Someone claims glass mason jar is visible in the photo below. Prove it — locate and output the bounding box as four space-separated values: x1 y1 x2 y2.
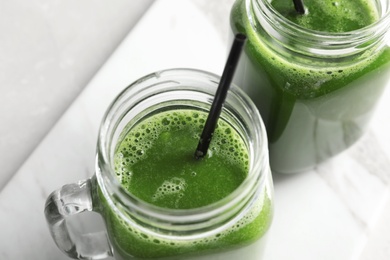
44 69 273 259
231 0 390 173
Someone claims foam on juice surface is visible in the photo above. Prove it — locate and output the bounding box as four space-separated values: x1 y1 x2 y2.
115 109 249 174
114 109 249 209
271 0 379 32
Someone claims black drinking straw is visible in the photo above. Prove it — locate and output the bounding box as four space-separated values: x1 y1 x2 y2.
293 0 306 14
194 33 247 160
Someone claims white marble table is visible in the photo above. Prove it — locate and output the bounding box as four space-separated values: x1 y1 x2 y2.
1 0 390 259
0 0 154 189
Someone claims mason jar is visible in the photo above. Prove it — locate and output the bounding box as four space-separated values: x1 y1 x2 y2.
44 68 273 259
231 0 390 173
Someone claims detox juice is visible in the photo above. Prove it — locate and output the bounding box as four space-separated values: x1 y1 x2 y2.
231 0 390 173
44 69 272 260
97 108 272 259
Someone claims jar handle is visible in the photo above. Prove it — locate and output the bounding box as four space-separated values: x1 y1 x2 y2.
44 179 112 259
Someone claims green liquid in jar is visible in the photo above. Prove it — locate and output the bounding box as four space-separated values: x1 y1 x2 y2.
231 0 390 173
98 109 272 259
272 0 378 32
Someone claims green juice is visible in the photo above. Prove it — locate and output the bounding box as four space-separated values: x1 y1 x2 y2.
231 0 390 173
272 0 378 32
98 109 272 259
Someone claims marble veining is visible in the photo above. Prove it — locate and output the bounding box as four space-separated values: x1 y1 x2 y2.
317 132 390 227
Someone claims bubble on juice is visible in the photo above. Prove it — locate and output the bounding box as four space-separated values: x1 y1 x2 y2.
152 177 186 202
209 123 249 172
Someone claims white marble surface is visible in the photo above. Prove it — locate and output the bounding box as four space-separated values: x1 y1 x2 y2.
0 0 154 189
1 0 390 259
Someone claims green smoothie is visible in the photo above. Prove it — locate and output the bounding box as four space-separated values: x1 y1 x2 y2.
272 0 378 32
231 0 390 173
99 109 272 259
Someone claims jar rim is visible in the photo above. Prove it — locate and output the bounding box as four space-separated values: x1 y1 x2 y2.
96 68 269 230
256 0 390 38
248 0 390 57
